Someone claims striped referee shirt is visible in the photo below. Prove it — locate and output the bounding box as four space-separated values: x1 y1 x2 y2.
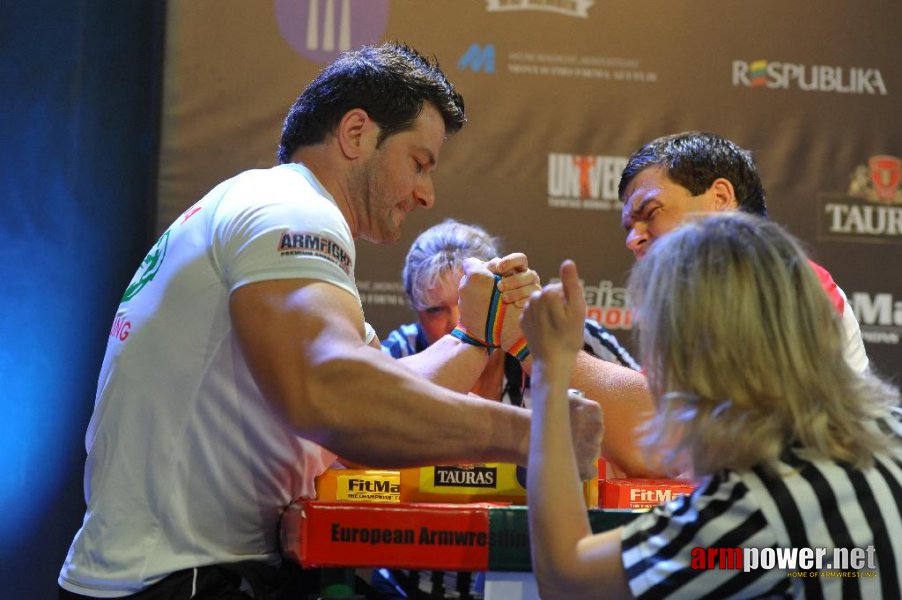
621 415 902 598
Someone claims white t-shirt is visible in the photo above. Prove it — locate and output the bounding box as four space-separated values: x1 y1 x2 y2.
60 163 373 597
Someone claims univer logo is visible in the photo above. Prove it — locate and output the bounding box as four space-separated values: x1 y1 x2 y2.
547 153 627 211
458 43 495 73
817 155 902 244
485 0 594 18
850 292 902 345
278 231 353 274
732 60 888 96
433 466 497 488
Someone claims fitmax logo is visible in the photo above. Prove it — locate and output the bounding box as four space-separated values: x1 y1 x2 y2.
459 44 495 73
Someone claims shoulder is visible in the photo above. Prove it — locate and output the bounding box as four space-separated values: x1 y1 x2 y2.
621 472 783 598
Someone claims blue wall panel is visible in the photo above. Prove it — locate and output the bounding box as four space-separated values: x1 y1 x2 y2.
0 2 162 596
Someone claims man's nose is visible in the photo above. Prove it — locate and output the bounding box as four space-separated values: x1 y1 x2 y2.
625 226 649 257
414 177 435 209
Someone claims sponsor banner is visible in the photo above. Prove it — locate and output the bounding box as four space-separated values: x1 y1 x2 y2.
851 291 902 345
818 155 902 244
315 469 402 503
547 154 628 211
732 60 888 95
400 463 528 504
274 0 389 63
509 52 656 82
357 280 408 307
601 478 696 511
295 501 491 570
549 277 635 330
485 0 595 18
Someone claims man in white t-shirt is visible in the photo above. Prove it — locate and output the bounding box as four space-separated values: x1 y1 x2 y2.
58 42 603 599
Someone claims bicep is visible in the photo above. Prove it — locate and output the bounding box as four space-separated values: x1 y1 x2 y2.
229 278 368 410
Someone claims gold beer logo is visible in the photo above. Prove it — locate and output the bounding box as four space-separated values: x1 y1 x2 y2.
819 155 902 243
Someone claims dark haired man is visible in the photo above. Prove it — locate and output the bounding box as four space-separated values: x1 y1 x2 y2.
619 131 867 371
58 43 602 599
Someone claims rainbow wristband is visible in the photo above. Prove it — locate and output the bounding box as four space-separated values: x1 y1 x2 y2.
451 325 494 352
484 275 505 347
507 336 530 361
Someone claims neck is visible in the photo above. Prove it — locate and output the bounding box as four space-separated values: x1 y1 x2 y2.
290 145 359 238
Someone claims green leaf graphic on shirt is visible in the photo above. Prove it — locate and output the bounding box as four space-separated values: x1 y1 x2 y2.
122 230 171 302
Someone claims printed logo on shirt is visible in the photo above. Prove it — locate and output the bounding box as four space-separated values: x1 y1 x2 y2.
817 155 902 244
109 310 132 342
277 230 353 275
122 230 171 302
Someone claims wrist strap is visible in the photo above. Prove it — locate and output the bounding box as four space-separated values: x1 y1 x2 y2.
507 336 530 361
485 274 505 346
451 325 495 352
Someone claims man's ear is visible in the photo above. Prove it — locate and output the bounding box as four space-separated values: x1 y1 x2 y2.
709 177 738 211
336 108 379 160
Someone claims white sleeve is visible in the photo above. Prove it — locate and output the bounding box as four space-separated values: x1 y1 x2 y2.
210 175 359 301
839 288 870 373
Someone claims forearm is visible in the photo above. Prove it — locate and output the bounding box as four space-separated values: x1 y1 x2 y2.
297 344 530 467
570 352 662 477
528 362 596 597
396 334 490 392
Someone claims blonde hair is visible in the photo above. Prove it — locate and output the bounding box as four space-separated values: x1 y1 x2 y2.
402 219 500 311
627 212 901 475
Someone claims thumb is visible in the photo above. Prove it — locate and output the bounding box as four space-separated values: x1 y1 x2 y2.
560 259 585 312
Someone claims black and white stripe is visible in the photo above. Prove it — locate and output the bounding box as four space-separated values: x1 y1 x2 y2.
621 426 902 598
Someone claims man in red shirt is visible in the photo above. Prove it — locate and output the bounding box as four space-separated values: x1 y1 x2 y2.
618 131 868 372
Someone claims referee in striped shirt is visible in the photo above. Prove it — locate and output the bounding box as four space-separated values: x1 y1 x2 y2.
523 213 902 599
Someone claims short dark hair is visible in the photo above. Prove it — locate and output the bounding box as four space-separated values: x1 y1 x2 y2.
618 132 767 217
277 42 466 164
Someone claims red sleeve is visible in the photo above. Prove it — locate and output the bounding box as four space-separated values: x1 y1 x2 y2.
807 259 845 314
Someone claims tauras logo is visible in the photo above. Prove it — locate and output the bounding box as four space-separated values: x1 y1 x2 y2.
433 466 497 488
732 60 887 96
818 155 902 244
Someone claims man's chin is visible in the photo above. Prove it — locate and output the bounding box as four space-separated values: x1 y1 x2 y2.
361 226 402 244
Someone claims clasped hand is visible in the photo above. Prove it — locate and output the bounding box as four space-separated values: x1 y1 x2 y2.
457 252 540 352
